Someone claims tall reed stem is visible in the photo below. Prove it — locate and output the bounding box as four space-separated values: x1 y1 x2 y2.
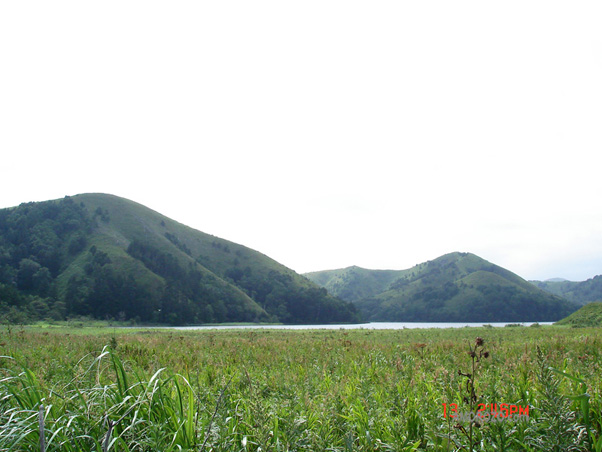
39 404 45 452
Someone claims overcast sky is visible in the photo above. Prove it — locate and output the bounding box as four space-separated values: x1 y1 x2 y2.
1 1 601 282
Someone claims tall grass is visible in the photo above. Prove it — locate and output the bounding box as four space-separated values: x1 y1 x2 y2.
0 326 600 450
0 347 206 451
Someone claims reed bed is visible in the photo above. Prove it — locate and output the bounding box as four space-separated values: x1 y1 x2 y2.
0 326 600 451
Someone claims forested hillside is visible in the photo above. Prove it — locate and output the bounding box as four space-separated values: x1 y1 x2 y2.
0 194 359 325
533 276 602 306
307 253 577 322
305 266 405 302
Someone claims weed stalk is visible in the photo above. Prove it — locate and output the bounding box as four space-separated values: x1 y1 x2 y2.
457 337 489 451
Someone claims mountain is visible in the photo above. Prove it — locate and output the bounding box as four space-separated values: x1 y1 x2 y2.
306 252 577 322
532 276 602 306
0 194 359 325
304 266 406 302
555 302 602 327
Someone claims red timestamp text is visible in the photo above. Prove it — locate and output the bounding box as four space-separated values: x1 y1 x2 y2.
443 403 529 418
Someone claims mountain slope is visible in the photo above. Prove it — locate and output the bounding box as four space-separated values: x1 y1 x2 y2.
304 266 406 302
307 252 577 322
532 276 602 306
0 193 359 324
555 302 602 327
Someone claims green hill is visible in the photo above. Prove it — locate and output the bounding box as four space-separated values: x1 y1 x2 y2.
555 302 602 327
532 276 602 306
304 266 406 302
306 252 577 322
0 194 359 325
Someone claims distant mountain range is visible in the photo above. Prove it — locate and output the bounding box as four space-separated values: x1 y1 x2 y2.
305 252 578 322
0 194 596 325
0 194 359 324
530 276 602 306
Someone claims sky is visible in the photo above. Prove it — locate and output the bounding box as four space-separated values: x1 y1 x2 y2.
1 1 601 282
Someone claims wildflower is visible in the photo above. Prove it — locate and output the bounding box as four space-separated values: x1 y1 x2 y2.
475 337 484 347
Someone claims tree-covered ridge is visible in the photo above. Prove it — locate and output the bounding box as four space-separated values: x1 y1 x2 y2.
307 252 578 322
533 276 602 306
0 197 92 322
305 266 406 302
0 194 359 325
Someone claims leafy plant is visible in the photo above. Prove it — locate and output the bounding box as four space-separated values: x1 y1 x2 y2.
522 347 589 451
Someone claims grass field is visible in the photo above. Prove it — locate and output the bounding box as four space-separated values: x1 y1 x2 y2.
0 325 600 451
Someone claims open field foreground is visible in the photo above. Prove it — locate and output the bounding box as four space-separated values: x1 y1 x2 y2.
1 326 601 451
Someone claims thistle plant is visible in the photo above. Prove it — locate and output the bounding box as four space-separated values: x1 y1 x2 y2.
456 337 489 451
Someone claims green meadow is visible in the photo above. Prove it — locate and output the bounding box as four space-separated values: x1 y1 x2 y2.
0 325 600 451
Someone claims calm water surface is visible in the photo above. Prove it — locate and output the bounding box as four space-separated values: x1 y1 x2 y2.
167 322 553 331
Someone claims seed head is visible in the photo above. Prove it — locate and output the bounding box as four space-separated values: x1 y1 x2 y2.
475 337 484 347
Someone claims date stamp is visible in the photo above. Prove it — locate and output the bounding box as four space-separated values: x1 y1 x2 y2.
443 403 530 422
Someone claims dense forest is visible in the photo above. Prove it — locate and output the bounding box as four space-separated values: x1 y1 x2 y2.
0 194 359 325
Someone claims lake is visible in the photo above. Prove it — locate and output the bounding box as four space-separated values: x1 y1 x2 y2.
166 321 553 330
